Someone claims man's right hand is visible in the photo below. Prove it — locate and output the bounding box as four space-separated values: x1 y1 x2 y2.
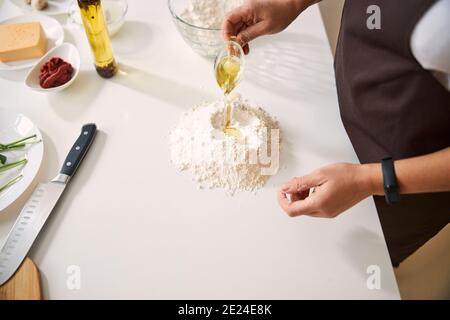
222 0 318 54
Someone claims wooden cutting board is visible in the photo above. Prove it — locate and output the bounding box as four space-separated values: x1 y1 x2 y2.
0 257 42 300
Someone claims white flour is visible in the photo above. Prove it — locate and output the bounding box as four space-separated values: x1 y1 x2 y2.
177 0 243 57
170 95 281 194
181 0 243 29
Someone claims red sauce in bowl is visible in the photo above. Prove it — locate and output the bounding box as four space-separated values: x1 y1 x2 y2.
39 57 74 89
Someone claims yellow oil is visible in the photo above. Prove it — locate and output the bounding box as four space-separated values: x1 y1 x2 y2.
215 55 241 95
78 0 117 78
215 55 242 138
223 104 241 138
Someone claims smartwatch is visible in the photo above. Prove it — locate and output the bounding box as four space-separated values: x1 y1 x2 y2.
381 157 401 205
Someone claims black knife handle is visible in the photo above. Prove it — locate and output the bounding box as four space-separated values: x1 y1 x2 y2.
60 124 97 177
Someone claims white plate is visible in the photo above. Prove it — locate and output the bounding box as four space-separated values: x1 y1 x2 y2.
9 0 72 16
0 14 64 71
0 109 44 212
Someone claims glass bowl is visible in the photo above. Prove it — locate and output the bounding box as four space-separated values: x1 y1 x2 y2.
168 0 236 59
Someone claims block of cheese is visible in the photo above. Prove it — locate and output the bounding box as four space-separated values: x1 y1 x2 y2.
0 22 47 63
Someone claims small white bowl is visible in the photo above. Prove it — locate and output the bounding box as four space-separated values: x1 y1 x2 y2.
25 43 80 93
105 0 128 36
67 0 128 36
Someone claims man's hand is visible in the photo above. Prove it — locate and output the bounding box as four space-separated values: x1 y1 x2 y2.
277 163 381 218
222 0 317 54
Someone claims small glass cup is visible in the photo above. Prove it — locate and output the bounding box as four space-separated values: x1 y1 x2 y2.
214 38 245 94
214 39 245 138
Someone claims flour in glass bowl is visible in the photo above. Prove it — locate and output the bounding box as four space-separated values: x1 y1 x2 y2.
180 0 243 29
176 0 244 57
170 95 281 195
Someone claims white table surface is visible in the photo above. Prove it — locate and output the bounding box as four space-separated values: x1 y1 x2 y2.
0 0 400 299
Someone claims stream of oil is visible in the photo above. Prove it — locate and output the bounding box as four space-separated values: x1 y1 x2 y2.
215 55 242 138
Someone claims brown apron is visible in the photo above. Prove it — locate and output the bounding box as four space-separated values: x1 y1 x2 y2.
335 0 450 266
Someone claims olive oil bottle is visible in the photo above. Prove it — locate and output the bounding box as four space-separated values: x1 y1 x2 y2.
78 0 117 78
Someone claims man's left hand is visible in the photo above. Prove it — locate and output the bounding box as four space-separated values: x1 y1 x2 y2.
277 163 381 218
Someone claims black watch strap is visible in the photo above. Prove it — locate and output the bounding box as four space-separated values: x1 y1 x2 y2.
381 157 401 205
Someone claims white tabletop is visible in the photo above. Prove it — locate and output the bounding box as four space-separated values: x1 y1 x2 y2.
0 0 400 299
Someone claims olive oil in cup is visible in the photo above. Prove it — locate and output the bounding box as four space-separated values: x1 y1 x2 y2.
78 0 117 78
214 40 245 138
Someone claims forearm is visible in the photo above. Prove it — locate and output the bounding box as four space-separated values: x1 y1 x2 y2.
363 147 450 196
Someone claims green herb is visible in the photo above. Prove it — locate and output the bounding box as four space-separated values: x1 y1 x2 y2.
0 134 40 194
1 142 41 151
0 175 23 193
0 158 28 173
0 134 41 151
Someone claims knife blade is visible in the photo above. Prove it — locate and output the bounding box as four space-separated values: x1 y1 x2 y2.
0 123 97 286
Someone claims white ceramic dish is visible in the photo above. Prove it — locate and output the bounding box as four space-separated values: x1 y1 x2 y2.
25 42 80 93
67 0 128 36
9 0 72 16
0 14 64 71
0 109 44 212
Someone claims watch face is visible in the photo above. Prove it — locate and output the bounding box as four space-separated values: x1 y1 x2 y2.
385 188 401 204
381 157 400 204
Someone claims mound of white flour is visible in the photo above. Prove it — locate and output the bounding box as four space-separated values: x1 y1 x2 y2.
170 96 281 194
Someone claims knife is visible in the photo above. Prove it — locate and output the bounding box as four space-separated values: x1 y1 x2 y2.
0 123 97 286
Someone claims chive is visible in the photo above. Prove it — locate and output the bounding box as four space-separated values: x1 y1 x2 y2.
0 175 23 193
0 134 38 150
2 139 42 151
2 144 26 151
0 154 5 165
0 158 28 173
